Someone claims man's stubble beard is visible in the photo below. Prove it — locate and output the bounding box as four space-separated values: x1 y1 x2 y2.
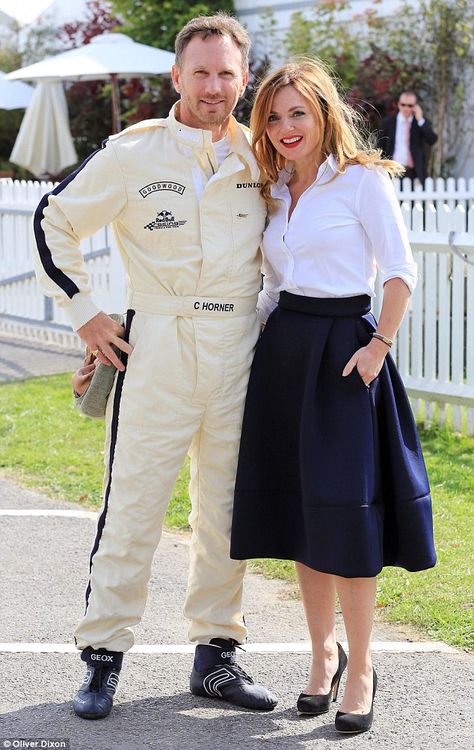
181 91 238 129
200 110 231 126
196 101 235 127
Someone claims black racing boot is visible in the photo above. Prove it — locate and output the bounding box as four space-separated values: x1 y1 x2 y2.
73 647 123 719
190 638 277 711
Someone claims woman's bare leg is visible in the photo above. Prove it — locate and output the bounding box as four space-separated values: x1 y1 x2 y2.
295 563 339 694
335 576 377 713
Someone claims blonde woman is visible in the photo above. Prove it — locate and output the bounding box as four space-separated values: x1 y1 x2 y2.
231 60 436 733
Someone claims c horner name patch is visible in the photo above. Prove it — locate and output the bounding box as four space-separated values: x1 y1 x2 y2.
193 301 235 312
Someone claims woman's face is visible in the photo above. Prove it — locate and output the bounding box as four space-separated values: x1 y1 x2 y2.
265 85 321 166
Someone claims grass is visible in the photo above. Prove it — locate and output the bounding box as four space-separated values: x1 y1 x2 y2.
0 373 191 525
0 374 472 649
375 426 474 648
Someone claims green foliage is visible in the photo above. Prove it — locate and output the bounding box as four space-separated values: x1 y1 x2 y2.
112 0 234 52
0 40 22 73
0 109 23 175
0 375 107 508
284 2 363 91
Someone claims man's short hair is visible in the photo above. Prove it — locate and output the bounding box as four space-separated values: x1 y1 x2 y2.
398 90 417 101
175 12 251 71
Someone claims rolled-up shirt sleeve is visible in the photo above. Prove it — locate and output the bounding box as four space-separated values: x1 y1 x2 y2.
356 166 417 293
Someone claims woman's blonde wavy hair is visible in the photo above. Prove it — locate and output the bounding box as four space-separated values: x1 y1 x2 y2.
250 58 403 208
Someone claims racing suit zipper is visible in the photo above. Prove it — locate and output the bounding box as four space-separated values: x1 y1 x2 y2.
207 152 216 175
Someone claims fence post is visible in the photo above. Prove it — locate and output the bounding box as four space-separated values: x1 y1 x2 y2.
467 203 474 435
424 249 437 427
451 207 467 432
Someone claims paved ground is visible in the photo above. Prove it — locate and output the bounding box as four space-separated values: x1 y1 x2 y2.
0 336 82 382
1 335 473 750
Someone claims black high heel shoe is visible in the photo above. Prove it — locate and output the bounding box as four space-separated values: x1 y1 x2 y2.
335 668 377 734
297 642 348 716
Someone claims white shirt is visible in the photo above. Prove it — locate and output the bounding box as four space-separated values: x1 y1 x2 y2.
393 112 426 166
257 156 417 323
213 133 231 167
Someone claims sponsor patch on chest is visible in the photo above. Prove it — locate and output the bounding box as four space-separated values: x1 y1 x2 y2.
139 181 186 198
144 209 187 231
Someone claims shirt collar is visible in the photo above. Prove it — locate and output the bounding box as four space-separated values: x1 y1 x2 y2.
397 111 413 125
271 154 338 198
167 102 260 180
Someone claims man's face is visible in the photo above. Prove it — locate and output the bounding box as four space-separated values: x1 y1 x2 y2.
171 34 248 132
398 94 417 118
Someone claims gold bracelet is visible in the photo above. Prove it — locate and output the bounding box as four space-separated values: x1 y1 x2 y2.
371 332 393 348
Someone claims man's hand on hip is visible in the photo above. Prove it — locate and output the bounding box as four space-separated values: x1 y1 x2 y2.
77 312 133 371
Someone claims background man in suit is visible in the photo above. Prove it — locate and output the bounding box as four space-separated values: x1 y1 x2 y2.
377 91 438 183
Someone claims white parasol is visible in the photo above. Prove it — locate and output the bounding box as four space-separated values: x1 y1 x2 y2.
6 32 175 132
10 82 77 177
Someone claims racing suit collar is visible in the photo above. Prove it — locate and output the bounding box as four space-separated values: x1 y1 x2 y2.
168 102 260 181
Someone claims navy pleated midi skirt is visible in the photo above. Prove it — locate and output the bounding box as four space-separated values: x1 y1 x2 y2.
230 292 436 578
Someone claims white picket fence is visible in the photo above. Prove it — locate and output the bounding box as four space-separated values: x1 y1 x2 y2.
0 175 473 435
377 177 474 435
0 178 125 349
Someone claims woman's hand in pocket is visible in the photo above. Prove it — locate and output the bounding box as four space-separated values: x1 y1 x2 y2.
342 338 389 387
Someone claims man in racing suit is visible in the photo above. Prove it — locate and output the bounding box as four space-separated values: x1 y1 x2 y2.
33 13 276 719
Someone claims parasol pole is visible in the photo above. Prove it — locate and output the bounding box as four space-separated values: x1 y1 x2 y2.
110 73 121 133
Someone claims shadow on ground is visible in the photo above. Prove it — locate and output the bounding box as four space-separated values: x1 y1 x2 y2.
1 693 348 750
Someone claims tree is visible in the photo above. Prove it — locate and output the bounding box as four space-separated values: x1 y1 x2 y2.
111 0 234 51
282 1 364 91
0 26 22 73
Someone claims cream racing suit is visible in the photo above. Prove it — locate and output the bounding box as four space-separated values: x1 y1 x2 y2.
33 103 266 651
